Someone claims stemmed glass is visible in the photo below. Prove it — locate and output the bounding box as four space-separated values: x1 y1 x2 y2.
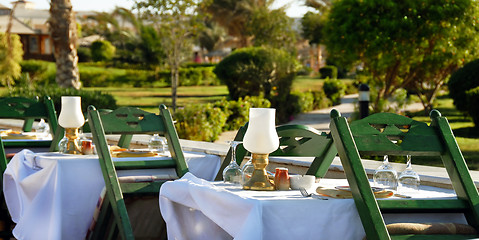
149 134 168 154
223 141 243 185
373 155 398 191
241 155 254 185
398 155 420 194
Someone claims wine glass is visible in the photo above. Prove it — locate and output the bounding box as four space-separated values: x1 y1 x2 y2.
36 119 50 139
241 155 254 185
373 155 398 191
398 155 420 194
223 141 243 185
149 134 168 154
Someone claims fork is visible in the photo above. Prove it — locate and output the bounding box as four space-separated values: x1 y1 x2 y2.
299 187 328 200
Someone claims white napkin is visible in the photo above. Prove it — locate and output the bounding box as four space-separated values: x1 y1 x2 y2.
160 173 261 239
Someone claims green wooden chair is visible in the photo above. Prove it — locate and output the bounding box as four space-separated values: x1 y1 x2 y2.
87 105 188 240
329 109 479 240
0 96 58 240
214 124 337 181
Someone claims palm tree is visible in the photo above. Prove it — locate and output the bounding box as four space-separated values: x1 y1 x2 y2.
49 0 80 89
203 0 272 48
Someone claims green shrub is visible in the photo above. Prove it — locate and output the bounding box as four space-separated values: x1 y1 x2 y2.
77 47 92 62
19 60 56 85
90 40 116 62
448 59 479 112
466 87 479 127
319 65 338 79
213 96 271 131
323 78 346 105
174 103 227 142
214 47 299 100
312 90 331 109
6 85 117 114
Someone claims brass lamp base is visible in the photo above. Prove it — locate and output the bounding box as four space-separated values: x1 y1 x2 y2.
243 153 275 191
65 128 81 154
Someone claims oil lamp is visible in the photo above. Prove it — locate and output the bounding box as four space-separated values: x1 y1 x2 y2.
58 96 84 154
242 108 279 191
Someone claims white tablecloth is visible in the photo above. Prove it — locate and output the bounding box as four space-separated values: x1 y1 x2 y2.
3 149 221 240
160 173 467 240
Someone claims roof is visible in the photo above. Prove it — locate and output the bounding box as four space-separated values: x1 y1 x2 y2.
0 15 35 34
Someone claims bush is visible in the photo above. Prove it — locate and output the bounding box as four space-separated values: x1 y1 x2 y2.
213 96 271 131
466 87 479 127
90 40 116 62
319 65 338 79
214 47 299 100
448 59 479 112
19 60 56 85
6 85 117 114
323 78 346 105
77 47 92 62
271 90 331 123
174 103 227 142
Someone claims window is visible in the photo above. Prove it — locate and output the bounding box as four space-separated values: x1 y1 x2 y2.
29 36 39 53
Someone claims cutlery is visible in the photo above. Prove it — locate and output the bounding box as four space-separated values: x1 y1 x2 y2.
299 187 328 200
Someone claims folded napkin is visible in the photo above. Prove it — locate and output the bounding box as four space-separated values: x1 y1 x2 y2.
316 186 394 199
2 133 37 140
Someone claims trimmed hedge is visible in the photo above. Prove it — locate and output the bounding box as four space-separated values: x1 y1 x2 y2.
448 59 479 112
214 47 299 100
6 85 117 114
323 78 346 105
466 86 479 127
18 60 220 87
319 65 338 79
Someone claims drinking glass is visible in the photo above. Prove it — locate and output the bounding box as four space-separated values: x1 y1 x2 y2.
241 156 254 185
373 155 398 190
36 119 50 139
398 155 420 194
148 134 167 154
223 141 243 185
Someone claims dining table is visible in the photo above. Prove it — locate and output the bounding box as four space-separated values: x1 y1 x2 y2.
159 173 468 240
3 149 221 240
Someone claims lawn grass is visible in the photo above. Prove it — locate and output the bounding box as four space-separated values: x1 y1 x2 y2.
85 75 330 111
407 95 479 170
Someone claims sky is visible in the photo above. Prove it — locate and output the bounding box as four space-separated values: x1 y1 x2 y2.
7 0 314 18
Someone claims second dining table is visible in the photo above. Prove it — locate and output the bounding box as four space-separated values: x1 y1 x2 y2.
3 149 221 240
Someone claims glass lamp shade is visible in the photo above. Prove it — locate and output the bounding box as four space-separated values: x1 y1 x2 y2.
58 96 85 128
243 108 279 154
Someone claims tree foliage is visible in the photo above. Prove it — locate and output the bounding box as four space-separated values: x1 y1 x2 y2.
247 7 296 51
301 11 325 45
323 0 479 113
202 0 295 49
0 33 22 86
135 0 204 110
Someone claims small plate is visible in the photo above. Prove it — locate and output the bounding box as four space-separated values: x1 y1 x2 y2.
335 186 385 193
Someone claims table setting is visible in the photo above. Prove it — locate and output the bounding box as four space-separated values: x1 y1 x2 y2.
160 107 469 240
2 96 222 240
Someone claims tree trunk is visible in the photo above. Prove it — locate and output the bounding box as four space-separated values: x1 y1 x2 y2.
49 0 80 89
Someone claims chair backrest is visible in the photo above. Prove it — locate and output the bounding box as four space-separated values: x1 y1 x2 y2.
0 96 58 133
87 104 188 240
329 109 479 240
214 123 337 181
